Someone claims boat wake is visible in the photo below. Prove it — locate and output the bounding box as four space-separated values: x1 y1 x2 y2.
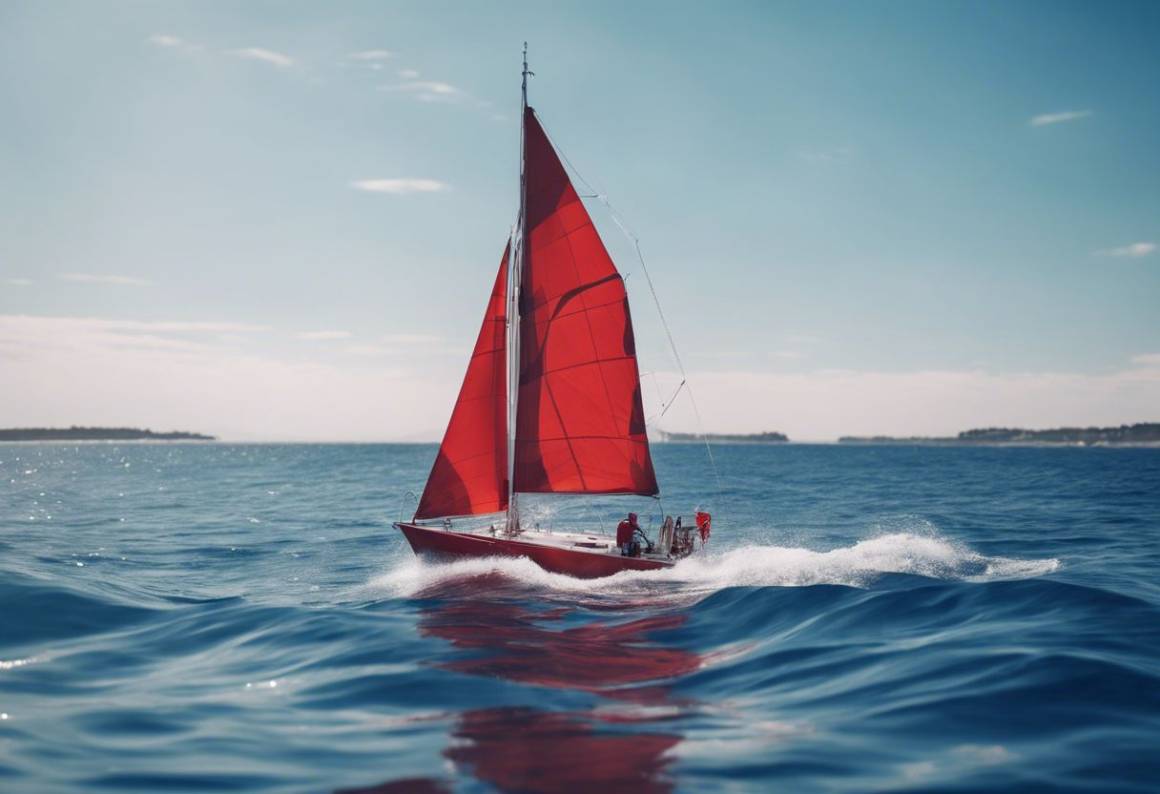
368 531 1060 600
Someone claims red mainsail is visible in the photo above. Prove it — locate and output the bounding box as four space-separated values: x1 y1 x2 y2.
415 245 510 519
513 107 658 495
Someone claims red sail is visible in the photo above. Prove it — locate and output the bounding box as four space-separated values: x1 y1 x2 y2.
513 108 658 495
415 245 510 519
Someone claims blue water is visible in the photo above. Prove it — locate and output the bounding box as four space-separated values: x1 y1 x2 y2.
2 443 1159 792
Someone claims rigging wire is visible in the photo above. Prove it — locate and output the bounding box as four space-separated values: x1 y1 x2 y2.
640 370 684 426
533 113 725 503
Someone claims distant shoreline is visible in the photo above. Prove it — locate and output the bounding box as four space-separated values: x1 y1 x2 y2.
0 426 215 442
3 425 1158 446
838 423 1160 447
833 440 1160 448
658 423 1160 447
660 431 788 444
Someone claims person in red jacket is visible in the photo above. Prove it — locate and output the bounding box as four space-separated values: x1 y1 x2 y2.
616 512 641 556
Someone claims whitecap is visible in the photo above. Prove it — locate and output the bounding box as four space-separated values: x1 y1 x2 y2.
365 531 1059 599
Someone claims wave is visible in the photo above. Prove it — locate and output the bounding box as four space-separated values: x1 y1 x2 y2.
367 532 1060 600
0 574 160 651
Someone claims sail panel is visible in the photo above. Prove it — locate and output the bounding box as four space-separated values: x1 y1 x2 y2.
513 107 658 496
415 245 510 519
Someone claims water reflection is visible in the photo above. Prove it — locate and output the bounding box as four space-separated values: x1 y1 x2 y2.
420 598 700 694
348 574 700 793
445 707 680 793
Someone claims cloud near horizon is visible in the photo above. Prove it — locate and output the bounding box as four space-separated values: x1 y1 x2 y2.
296 330 352 341
58 273 151 286
350 178 447 194
1 315 1157 442
658 360 1160 441
381 333 441 344
1029 110 1092 126
0 316 269 363
0 315 433 442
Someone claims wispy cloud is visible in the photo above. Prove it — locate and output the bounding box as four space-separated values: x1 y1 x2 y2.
349 178 447 194
380 79 463 103
296 330 352 341
230 47 294 68
378 72 499 117
1029 110 1092 127
381 333 441 344
147 34 183 48
145 33 202 55
343 337 463 358
1132 353 1160 367
0 314 437 442
348 49 392 61
58 273 151 286
0 316 267 359
689 351 750 359
5 278 33 286
344 344 393 357
1095 241 1156 258
114 320 268 333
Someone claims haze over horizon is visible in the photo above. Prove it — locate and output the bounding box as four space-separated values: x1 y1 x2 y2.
2 1 1158 442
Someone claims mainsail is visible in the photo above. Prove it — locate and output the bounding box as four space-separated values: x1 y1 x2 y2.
414 245 510 519
512 107 659 496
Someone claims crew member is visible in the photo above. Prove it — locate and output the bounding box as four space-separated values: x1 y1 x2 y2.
616 512 640 556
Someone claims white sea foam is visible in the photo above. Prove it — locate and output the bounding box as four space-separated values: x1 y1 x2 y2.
367 532 1059 600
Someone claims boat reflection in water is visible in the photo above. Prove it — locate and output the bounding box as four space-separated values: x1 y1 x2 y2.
442 707 681 794
341 574 701 794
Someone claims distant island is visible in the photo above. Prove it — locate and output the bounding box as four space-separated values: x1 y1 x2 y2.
0 426 215 442
660 430 789 443
838 423 1160 446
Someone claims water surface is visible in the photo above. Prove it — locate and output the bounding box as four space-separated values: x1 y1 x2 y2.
2 443 1158 792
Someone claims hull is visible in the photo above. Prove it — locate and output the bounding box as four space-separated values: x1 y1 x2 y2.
394 522 672 579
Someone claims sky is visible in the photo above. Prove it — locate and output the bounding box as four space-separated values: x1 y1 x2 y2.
1 0 1158 441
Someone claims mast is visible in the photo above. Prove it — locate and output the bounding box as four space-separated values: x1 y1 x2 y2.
507 43 530 533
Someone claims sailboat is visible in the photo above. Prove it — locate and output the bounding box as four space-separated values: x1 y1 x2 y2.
394 47 711 579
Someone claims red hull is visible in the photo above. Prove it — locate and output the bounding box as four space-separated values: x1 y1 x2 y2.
394 522 671 579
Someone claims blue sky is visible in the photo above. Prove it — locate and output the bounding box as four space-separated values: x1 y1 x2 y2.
1 1 1157 440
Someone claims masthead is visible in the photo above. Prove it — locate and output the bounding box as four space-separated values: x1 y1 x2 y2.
521 42 533 107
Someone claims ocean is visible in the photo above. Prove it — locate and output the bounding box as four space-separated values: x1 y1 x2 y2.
2 442 1159 792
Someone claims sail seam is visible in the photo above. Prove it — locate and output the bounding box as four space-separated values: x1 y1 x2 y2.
515 434 653 443
523 293 626 321
513 487 658 496
524 354 636 380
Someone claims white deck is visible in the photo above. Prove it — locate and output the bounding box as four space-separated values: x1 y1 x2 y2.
426 523 675 563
